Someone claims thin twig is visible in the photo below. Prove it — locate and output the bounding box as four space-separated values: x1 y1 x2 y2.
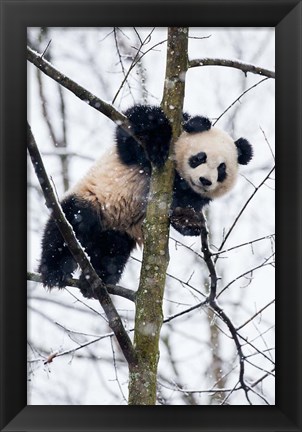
213 78 269 126
215 166 275 260
110 338 127 403
260 126 275 162
40 39 52 58
217 257 274 298
236 299 275 331
112 28 155 104
211 234 275 257
112 27 135 104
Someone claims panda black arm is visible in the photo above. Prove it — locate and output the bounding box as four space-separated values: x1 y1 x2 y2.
116 105 172 168
170 172 211 236
172 172 210 211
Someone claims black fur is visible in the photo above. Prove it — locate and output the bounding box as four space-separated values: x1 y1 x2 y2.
170 172 210 236
235 138 253 165
170 207 205 237
189 151 207 168
39 195 135 295
172 172 210 211
217 162 227 182
116 105 172 168
183 115 212 133
170 172 211 236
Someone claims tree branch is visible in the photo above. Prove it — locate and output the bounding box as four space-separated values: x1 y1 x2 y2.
27 271 135 302
200 212 252 405
189 58 275 79
128 27 189 406
27 123 137 366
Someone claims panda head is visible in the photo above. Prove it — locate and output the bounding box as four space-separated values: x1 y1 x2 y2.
174 116 253 199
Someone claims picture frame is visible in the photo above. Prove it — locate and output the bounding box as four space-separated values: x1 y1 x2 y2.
1 0 301 430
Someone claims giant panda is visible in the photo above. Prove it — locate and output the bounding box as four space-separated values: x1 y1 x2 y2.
38 104 253 297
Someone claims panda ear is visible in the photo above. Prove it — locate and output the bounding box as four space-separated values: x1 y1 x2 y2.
183 116 212 134
235 138 253 165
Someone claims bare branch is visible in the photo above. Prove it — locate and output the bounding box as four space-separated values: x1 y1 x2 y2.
159 380 242 395
27 46 130 129
250 367 275 389
27 271 135 302
260 126 275 161
236 299 275 331
163 300 207 324
189 58 275 79
112 27 135 104
211 234 275 257
112 28 155 104
200 214 218 302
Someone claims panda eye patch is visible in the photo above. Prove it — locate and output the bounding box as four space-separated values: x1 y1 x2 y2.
217 162 227 182
189 152 207 168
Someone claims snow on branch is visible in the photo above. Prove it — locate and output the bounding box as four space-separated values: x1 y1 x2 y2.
189 58 275 79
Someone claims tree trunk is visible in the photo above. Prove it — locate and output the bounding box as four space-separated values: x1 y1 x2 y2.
128 27 188 405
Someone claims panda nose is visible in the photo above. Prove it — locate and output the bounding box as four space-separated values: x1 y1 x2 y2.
199 177 212 186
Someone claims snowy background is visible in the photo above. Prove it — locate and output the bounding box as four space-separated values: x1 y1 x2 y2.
27 27 275 405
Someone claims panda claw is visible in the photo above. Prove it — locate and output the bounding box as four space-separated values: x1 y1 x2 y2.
39 270 71 289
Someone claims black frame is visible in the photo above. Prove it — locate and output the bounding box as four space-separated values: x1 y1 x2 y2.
1 0 301 430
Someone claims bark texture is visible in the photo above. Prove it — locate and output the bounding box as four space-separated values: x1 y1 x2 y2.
128 27 188 405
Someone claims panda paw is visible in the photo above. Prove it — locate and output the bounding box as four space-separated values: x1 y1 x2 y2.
39 269 72 289
170 207 204 236
145 141 170 168
125 105 172 168
79 273 98 299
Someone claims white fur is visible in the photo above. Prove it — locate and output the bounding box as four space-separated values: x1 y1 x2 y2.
174 127 239 199
67 151 150 245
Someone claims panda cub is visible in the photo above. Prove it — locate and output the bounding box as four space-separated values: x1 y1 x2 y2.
39 104 253 296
